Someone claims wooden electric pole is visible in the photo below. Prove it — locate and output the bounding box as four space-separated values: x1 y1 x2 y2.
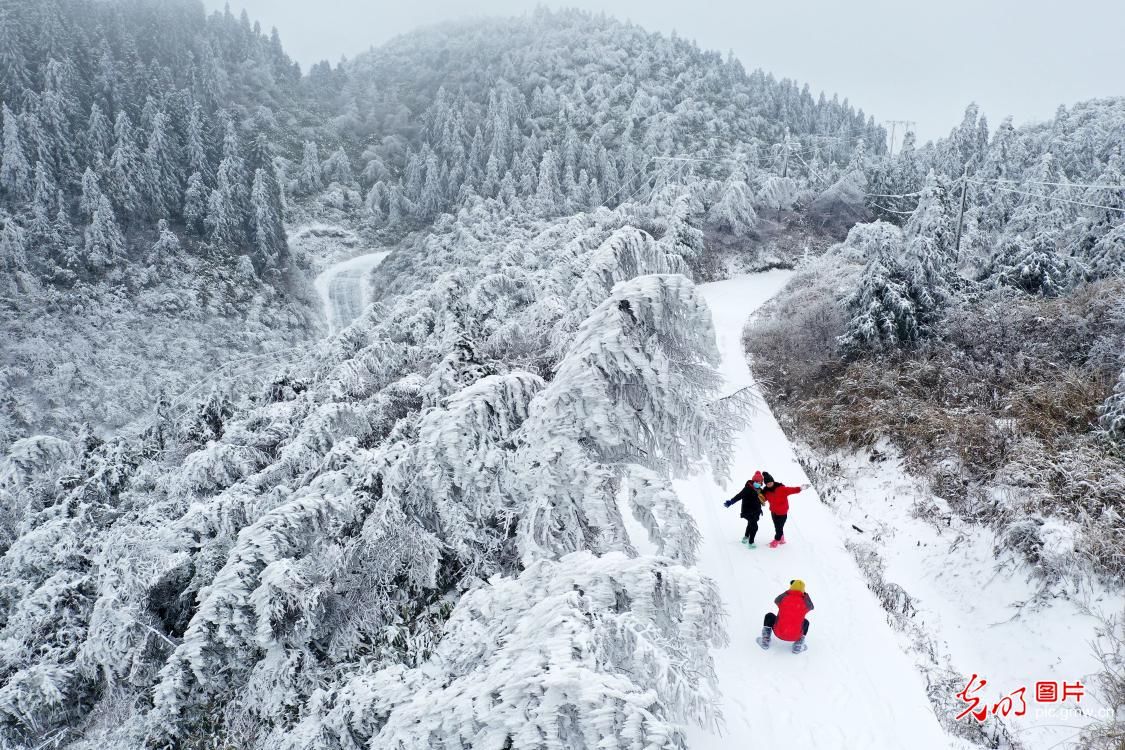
780 128 792 178
884 120 916 157
953 166 969 257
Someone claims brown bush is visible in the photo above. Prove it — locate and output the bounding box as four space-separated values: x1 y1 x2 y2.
747 271 1125 585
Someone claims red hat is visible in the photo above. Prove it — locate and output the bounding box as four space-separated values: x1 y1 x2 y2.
752 471 763 482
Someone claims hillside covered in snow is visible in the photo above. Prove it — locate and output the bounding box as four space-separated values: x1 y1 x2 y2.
0 2 1123 749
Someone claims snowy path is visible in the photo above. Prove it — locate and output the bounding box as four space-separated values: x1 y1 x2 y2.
678 272 959 749
313 251 391 334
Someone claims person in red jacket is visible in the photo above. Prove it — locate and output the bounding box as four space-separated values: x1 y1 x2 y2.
757 579 814 654
760 471 809 548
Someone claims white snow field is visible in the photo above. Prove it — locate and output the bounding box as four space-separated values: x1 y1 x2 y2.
674 271 964 750
313 250 391 333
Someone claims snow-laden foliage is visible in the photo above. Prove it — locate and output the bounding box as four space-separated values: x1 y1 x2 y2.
517 274 734 564
0 0 319 446
837 254 939 356
1101 367 1125 442
707 170 758 237
344 9 883 233
284 552 725 750
3 1 884 447
625 466 702 564
752 99 1125 592
866 99 1125 294
0 192 739 748
988 234 1074 297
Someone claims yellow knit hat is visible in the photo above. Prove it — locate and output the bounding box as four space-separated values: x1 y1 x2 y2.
789 579 806 593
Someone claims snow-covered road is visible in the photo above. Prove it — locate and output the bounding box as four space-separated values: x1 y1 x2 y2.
678 272 961 749
313 251 391 334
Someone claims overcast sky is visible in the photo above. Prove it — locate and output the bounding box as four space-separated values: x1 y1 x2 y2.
208 0 1123 146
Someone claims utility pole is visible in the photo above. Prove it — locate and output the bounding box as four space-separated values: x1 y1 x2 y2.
884 120 916 157
953 166 969 258
781 127 791 178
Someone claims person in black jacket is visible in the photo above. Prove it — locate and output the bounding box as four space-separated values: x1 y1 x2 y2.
723 470 766 547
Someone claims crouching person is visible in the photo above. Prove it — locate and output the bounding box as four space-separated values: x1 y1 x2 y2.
757 579 813 654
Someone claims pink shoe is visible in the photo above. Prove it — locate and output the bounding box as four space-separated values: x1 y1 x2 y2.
768 539 780 549
779 536 787 545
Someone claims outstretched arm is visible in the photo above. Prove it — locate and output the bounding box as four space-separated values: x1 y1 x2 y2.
724 486 752 507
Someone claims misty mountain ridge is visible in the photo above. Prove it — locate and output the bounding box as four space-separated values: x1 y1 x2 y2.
0 2 1122 749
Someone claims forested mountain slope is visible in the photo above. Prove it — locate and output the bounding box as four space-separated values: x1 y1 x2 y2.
0 0 321 447
5 2 1122 748
1 3 883 449
752 98 1125 582
0 5 888 749
748 99 1125 747
309 9 884 238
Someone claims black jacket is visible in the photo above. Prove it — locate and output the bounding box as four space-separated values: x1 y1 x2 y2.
727 482 764 519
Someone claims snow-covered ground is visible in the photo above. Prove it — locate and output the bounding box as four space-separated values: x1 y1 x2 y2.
812 446 1118 749
665 272 968 749
313 250 391 334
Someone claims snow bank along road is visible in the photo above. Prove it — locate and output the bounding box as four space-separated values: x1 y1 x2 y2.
313 251 391 334
677 272 963 749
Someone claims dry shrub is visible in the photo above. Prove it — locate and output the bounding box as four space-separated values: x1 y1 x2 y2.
1006 366 1115 440
748 267 1125 584
745 252 858 398
1081 618 1125 750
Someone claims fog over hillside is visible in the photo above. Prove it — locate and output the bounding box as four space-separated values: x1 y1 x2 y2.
0 2 1122 749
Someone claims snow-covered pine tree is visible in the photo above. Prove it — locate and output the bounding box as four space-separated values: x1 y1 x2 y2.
206 180 242 251
838 249 940 356
1078 146 1125 279
297 140 322 195
533 148 562 215
0 103 31 201
756 172 798 216
517 273 735 562
149 219 181 267
0 221 31 295
554 226 690 350
323 147 353 185
0 7 30 105
292 552 725 750
902 169 955 283
85 103 113 164
987 233 1072 297
250 167 287 274
83 194 127 273
1006 152 1070 243
183 171 208 236
79 167 103 221
143 111 181 220
109 111 145 223
186 103 212 181
708 167 758 237
29 161 61 258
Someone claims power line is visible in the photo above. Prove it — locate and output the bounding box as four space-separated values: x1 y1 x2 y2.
863 189 924 199
883 120 916 157
971 175 1125 192
790 150 829 187
966 178 1125 214
870 202 917 216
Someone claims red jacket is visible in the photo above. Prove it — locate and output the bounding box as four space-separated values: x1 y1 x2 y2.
763 484 801 515
773 590 814 641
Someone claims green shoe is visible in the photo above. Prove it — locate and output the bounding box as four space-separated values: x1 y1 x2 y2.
746 543 757 549
740 537 749 545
